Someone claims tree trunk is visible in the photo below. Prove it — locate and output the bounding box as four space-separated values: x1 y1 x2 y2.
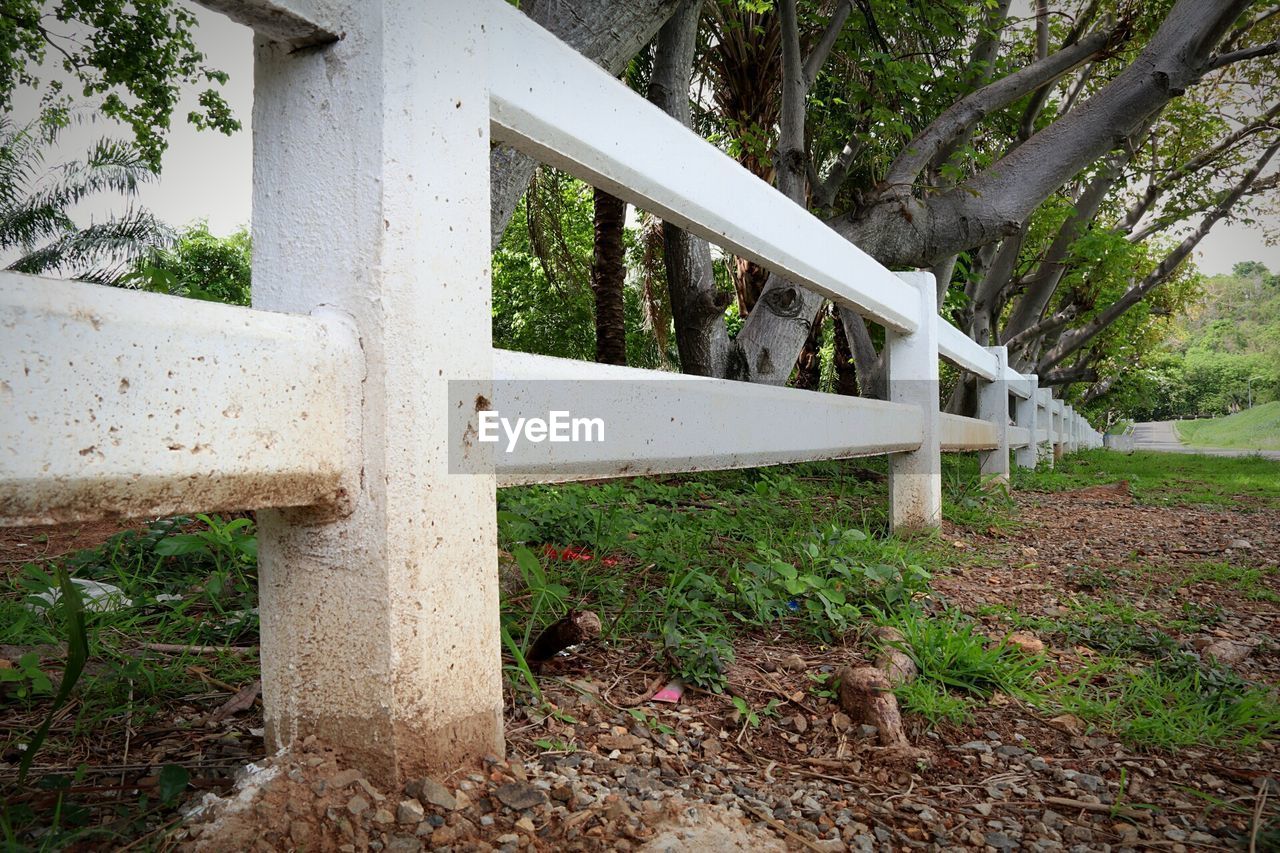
793 305 826 391
591 187 628 366
646 0 731 376
832 312 859 396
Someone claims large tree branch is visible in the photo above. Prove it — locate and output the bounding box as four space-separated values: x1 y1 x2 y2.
885 27 1113 189
1001 148 1130 345
1039 135 1280 372
802 1 853 89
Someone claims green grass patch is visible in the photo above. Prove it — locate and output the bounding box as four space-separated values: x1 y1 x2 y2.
1175 401 1280 450
1053 659 1280 751
1013 449 1280 507
1176 560 1280 603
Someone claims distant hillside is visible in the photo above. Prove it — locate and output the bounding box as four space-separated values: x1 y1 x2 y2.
1176 401 1280 450
1131 261 1280 420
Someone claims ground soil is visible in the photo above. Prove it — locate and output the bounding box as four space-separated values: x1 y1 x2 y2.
4 486 1278 851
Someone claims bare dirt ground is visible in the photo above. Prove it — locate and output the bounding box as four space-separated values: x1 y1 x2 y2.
175 487 1280 852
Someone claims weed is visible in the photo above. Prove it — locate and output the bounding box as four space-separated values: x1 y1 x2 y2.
1053 660 1280 751
1178 561 1279 603
894 679 974 727
879 608 1045 700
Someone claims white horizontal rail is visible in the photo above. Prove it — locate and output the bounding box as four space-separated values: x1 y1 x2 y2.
489 351 923 485
940 413 998 452
486 2 918 334
1001 365 1033 399
937 321 999 380
1009 426 1031 448
190 0 339 47
0 274 360 526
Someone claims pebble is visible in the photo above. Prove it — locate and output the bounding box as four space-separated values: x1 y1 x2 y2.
395 799 424 824
494 782 548 810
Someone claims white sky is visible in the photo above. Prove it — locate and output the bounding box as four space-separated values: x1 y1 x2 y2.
12 1 1279 277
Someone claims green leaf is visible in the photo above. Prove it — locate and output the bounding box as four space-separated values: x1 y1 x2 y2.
157 764 190 805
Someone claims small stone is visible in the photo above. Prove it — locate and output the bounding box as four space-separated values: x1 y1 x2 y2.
515 816 536 832
1048 714 1086 736
396 799 425 824
347 795 370 816
974 803 993 816
1227 538 1252 550
373 808 395 825
551 783 574 802
831 712 852 733
1204 640 1254 665
1164 828 1188 842
781 654 806 672
494 833 518 845
793 714 809 734
406 777 457 811
959 741 992 753
494 781 548 810
986 830 1017 852
330 768 364 789
858 724 879 739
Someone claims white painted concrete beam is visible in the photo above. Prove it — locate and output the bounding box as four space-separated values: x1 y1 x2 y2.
488 351 922 485
937 321 999 381
940 414 999 452
191 0 340 48
486 2 918 334
0 273 359 527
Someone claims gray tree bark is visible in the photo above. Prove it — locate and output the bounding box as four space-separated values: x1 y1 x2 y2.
645 0 731 377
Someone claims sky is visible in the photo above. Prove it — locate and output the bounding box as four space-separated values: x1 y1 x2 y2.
13 1 1280 277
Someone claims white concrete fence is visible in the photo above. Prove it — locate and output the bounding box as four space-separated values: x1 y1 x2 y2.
0 0 1104 783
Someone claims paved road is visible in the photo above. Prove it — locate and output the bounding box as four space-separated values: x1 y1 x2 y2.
1131 421 1280 459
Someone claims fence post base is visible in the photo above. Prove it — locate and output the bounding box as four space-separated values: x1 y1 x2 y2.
250 0 502 785
887 272 941 532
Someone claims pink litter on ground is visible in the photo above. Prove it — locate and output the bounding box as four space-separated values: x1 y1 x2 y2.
652 680 685 703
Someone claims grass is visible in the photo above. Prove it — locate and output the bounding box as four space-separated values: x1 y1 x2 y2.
1176 560 1280 603
1013 448 1280 507
4 450 1278 845
1175 401 1280 451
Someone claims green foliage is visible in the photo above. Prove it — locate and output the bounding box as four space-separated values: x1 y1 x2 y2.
496 459 941 691
0 1 239 170
127 222 252 305
1 118 168 282
492 168 671 366
1175 401 1280 451
1103 265 1280 421
1054 660 1280 751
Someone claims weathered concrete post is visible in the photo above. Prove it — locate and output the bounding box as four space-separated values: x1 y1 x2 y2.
1052 400 1066 461
1015 376 1038 469
978 346 1011 484
250 0 502 783
887 272 941 532
1036 389 1054 468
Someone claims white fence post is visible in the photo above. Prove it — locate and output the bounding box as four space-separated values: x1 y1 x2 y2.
1015 375 1039 469
978 346 1011 484
250 0 501 783
887 272 941 531
1035 389 1053 468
